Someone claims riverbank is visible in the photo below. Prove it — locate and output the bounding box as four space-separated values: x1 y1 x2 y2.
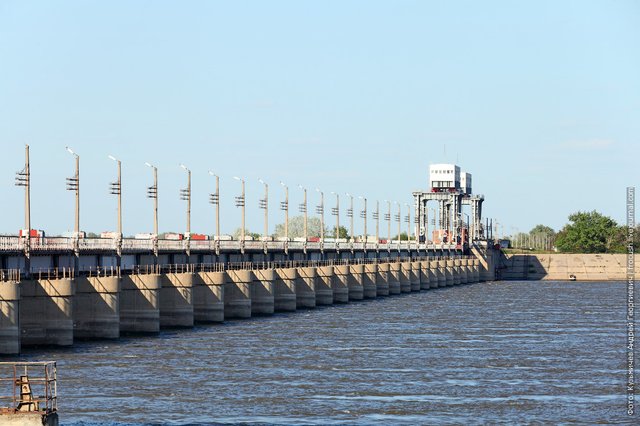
498 253 638 281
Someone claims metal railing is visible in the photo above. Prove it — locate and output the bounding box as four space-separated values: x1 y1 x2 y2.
0 269 21 282
0 361 57 414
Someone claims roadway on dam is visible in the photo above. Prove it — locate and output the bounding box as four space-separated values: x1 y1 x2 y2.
12 280 630 425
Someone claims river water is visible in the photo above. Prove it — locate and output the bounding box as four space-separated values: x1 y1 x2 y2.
10 280 636 425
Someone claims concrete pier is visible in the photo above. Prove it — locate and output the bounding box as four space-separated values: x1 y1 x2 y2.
400 262 411 293
194 271 225 322
418 260 431 290
376 263 390 296
316 266 335 305
431 260 444 287
225 270 252 319
388 262 402 294
459 259 468 284
120 274 161 333
406 261 420 291
453 259 461 285
296 267 317 308
332 265 350 303
473 259 481 282
251 269 275 315
363 264 378 299
74 276 120 339
444 260 455 286
160 273 194 327
0 281 20 354
348 264 365 300
274 267 298 311
20 278 74 346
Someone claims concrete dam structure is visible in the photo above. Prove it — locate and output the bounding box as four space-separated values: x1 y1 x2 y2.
0 255 485 355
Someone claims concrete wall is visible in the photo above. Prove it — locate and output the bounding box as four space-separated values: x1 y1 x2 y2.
499 253 640 281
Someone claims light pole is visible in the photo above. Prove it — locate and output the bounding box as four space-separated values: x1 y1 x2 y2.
346 193 354 244
359 196 367 244
280 182 289 253
233 177 246 246
298 185 308 242
65 147 80 270
394 201 401 244
331 192 339 239
108 155 123 262
316 188 324 243
259 179 269 245
208 171 220 244
373 200 380 246
429 207 436 244
145 162 158 258
15 145 31 271
405 203 411 247
384 200 391 246
179 164 191 257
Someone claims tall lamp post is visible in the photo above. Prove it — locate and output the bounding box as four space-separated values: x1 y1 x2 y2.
394 201 401 245
346 193 354 246
316 188 324 244
405 203 411 249
259 179 269 253
145 162 158 258
298 185 308 244
359 196 367 248
384 200 391 249
65 147 80 268
331 191 339 240
208 171 220 253
373 200 380 248
280 182 289 254
179 164 191 257
234 176 246 252
108 155 123 263
15 145 31 272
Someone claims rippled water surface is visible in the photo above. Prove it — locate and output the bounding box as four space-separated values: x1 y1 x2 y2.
9 281 637 425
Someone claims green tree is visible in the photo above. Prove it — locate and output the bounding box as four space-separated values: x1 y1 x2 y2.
555 211 621 253
273 215 328 238
232 228 261 240
330 225 349 239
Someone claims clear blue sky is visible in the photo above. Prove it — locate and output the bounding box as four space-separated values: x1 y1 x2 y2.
0 0 638 237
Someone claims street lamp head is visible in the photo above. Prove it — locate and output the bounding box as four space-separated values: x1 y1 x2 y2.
144 162 155 169
280 181 286 187
108 155 117 162
233 176 242 182
298 184 305 190
358 195 365 200
179 164 189 172
65 146 77 157
258 178 265 184
316 187 321 193
345 192 351 198
208 170 218 177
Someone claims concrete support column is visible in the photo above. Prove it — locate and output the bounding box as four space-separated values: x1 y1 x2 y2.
316 266 335 305
431 260 447 288
363 264 378 299
419 259 431 290
405 261 420 291
376 263 390 296
347 264 364 300
296 267 317 308
251 269 275 315
160 273 194 327
225 270 252 319
388 262 402 294
0 282 20 354
473 259 481 282
194 271 225 322
453 259 462 285
74 276 120 339
440 259 451 286
274 268 297 311
459 259 468 284
444 259 455 286
20 278 74 346
332 264 350 303
397 262 411 293
120 274 161 333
